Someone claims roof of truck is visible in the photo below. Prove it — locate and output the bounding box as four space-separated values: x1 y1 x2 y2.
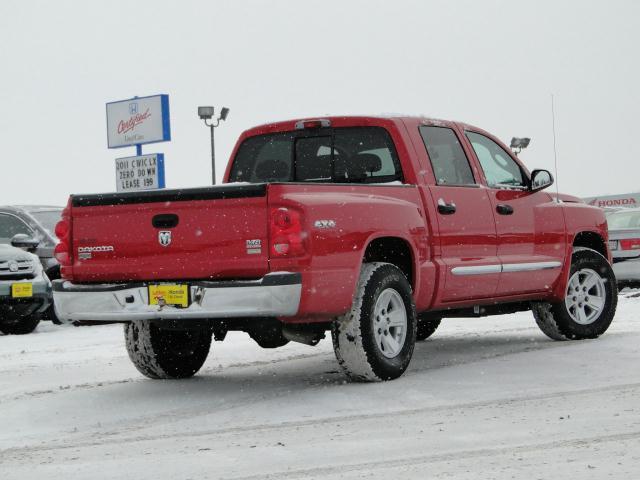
240 115 486 139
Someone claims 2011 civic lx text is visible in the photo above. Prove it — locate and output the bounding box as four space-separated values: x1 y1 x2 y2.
51 116 617 381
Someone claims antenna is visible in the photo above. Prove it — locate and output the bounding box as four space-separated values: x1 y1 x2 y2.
551 94 560 203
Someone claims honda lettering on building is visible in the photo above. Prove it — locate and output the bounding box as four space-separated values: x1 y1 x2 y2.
590 198 637 208
584 193 640 209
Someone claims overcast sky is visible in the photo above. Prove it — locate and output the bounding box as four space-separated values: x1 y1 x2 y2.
1 0 638 206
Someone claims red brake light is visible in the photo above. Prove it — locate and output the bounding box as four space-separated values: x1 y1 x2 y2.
294 119 331 130
270 207 305 257
54 202 73 267
54 242 70 265
620 238 640 250
273 209 294 229
55 219 69 239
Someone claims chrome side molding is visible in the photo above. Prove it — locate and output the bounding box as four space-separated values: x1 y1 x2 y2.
501 261 562 273
452 261 562 276
450 264 502 276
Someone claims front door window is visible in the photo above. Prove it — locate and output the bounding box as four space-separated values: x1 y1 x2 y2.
466 132 525 189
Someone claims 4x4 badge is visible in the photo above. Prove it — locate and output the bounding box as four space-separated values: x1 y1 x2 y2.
158 231 172 247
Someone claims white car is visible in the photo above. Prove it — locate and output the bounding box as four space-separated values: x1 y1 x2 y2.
607 208 640 288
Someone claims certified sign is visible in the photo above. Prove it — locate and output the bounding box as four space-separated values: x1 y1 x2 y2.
106 94 171 148
115 154 166 192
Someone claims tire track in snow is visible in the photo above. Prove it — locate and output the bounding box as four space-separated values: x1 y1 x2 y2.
0 331 586 443
3 381 640 460
20 334 561 438
225 430 640 480
0 351 330 403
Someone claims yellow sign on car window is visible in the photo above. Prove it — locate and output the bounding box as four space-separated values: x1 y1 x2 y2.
148 284 189 307
11 283 33 298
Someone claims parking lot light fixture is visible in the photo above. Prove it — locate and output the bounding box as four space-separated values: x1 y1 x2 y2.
510 137 531 156
198 106 215 120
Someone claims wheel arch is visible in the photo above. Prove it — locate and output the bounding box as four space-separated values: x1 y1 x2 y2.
552 231 609 300
572 231 608 258
361 235 417 290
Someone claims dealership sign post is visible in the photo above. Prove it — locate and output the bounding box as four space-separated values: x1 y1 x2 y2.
106 94 170 192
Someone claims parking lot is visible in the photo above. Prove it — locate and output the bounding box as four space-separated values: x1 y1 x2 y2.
1 291 639 479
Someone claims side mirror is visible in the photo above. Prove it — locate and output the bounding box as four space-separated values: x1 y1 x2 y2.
11 233 40 251
530 169 554 192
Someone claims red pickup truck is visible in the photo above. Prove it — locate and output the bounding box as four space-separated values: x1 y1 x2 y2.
52 116 617 382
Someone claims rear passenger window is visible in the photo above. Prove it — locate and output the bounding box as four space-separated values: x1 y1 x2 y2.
332 129 401 183
419 126 475 186
229 127 403 184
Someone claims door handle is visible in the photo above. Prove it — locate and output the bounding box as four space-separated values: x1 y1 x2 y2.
437 198 457 215
496 204 514 215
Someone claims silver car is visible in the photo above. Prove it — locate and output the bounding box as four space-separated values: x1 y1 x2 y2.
0 243 52 334
607 208 640 288
0 205 62 322
0 205 62 278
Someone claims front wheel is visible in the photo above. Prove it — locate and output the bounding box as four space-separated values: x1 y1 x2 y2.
332 262 417 382
532 248 617 340
124 320 212 379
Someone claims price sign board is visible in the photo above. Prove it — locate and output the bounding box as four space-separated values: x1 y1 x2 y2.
115 154 165 192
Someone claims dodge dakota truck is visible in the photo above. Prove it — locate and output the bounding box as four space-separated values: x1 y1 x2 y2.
52 116 617 382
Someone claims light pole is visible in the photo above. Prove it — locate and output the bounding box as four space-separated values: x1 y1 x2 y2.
198 106 230 184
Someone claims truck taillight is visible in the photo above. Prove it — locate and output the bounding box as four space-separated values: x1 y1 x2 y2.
620 239 640 250
54 202 73 267
270 207 305 257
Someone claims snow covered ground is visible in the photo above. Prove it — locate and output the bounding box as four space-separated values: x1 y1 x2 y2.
2 293 640 479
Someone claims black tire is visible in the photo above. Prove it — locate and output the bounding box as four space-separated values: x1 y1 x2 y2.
416 313 441 341
0 314 40 335
532 248 617 340
332 262 417 382
43 304 62 325
124 320 212 379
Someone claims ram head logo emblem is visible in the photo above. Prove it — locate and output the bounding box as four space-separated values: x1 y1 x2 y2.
158 231 172 247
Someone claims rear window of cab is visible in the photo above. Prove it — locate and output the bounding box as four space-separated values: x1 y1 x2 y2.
229 127 403 184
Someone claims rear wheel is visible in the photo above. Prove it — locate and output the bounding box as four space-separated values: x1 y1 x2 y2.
332 263 417 382
532 248 617 340
124 320 212 379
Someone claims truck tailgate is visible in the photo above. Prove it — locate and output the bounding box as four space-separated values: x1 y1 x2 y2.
69 184 269 282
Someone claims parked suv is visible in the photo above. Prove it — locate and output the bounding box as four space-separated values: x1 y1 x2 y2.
0 243 52 334
0 205 62 322
0 206 62 278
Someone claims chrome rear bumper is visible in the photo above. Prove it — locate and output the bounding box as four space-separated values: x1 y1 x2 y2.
52 272 302 323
